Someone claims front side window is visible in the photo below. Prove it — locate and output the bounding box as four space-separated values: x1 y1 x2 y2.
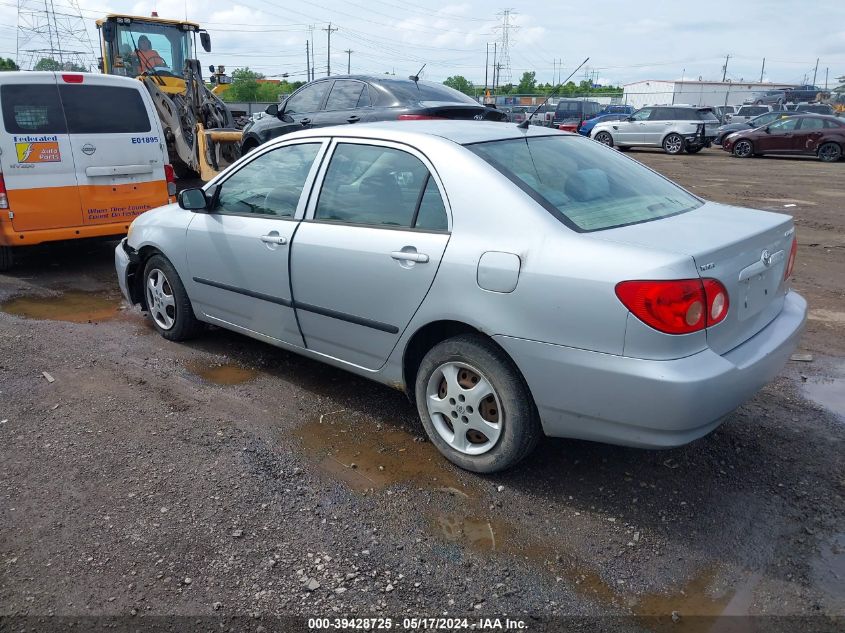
213 143 320 217
769 118 799 132
1 84 66 134
112 21 192 78
59 85 150 134
469 135 701 232
315 143 446 230
285 83 329 114
630 108 651 121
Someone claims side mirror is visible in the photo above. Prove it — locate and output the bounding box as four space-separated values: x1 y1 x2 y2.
265 103 279 116
763 126 771 133
177 188 208 211
200 32 211 53
101 21 116 44
208 64 215 74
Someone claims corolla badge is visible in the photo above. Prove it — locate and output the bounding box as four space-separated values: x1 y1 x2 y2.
81 143 96 155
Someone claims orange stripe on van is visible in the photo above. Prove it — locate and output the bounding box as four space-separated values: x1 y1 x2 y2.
6 180 168 233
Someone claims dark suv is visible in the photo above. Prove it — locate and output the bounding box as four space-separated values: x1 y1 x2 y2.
552 98 602 130
241 75 506 152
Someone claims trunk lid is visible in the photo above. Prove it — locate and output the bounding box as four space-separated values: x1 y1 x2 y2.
419 103 507 121
595 202 795 355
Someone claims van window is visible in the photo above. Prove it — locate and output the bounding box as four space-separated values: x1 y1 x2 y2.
59 85 151 134
1 84 67 134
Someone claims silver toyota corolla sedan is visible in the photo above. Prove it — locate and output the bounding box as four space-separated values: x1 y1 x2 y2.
115 121 806 473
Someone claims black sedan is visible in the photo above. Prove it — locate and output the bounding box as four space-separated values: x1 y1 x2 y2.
240 75 506 152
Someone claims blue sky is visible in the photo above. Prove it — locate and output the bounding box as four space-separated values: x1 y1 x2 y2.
2 0 843 87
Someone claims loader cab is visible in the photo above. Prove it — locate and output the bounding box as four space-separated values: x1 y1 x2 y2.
97 15 211 93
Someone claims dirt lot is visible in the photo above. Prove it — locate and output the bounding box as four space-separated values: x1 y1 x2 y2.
1 147 843 632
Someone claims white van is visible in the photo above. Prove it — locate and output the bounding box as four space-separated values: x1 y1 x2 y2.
0 71 174 270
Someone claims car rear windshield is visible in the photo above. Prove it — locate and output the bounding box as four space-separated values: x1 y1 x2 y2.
740 106 768 116
383 80 478 105
468 135 701 232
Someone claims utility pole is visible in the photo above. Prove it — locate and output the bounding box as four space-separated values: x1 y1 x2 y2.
721 54 730 82
344 49 352 74
308 25 315 80
759 57 765 82
306 40 310 82
484 43 489 92
812 57 819 86
491 42 497 93
323 23 337 76
825 67 829 90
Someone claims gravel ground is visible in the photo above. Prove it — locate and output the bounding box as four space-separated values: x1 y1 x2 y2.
0 147 843 632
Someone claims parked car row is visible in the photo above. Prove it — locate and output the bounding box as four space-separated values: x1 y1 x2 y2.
590 105 719 154
721 114 845 161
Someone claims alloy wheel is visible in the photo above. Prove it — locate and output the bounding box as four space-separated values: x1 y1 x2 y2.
425 362 503 456
818 143 842 162
734 140 753 158
146 268 177 330
663 133 683 154
595 132 612 146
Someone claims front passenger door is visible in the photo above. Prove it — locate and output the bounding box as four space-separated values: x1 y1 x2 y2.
185 140 326 345
290 141 451 370
618 107 651 144
275 81 331 137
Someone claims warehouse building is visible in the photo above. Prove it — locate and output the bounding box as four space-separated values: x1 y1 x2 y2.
622 80 795 108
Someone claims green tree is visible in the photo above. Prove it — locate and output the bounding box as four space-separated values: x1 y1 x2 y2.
0 58 18 71
443 75 473 95
221 67 265 102
33 57 86 72
515 71 536 94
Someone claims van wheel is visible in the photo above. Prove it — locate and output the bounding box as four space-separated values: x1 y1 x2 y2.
0 246 12 272
414 334 541 473
142 254 203 341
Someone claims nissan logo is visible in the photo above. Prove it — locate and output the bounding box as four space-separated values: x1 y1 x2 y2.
81 143 96 155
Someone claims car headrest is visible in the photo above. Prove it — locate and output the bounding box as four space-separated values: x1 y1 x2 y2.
565 168 610 202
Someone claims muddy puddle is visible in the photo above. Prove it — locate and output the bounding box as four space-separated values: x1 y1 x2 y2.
0 290 123 323
297 410 466 493
185 360 261 385
802 362 845 421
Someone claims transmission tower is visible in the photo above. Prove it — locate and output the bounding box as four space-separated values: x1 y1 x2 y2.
17 0 96 71
493 9 517 86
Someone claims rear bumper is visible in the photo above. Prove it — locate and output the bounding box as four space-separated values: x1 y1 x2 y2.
494 291 807 448
0 218 132 247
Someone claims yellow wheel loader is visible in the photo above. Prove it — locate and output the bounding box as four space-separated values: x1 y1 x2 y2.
96 14 241 181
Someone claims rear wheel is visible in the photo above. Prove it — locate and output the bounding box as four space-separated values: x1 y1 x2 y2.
415 334 541 473
172 161 198 181
818 142 842 162
662 133 685 155
142 254 203 341
733 139 754 158
0 246 12 272
685 146 703 154
593 131 613 147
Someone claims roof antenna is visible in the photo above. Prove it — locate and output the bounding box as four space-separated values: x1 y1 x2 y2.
518 57 590 130
409 63 426 84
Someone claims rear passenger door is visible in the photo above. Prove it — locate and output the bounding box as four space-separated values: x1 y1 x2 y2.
315 79 370 127
58 74 170 227
289 140 450 370
0 72 82 232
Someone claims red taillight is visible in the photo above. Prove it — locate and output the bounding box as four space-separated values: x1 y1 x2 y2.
397 114 446 120
0 173 7 210
164 164 176 196
61 73 84 83
615 278 729 335
784 238 797 281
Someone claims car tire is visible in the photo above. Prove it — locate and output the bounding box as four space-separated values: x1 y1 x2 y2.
733 139 754 158
594 131 613 147
818 142 842 162
685 146 703 154
172 161 198 181
616 146 631 152
0 246 12 272
142 254 203 341
414 334 541 474
662 133 685 155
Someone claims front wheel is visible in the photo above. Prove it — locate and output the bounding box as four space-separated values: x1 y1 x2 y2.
594 131 613 147
818 142 842 162
142 254 203 341
0 246 12 272
733 139 754 158
663 133 685 154
414 334 541 473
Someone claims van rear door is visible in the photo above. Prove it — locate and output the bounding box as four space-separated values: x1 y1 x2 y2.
0 72 83 232
57 73 169 227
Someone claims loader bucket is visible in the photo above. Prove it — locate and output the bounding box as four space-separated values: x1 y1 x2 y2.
196 123 243 182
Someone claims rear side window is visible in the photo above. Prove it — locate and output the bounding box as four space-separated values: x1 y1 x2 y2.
696 109 718 122
324 80 365 111
1 84 67 134
469 135 701 232
380 80 478 105
316 143 446 230
59 85 151 133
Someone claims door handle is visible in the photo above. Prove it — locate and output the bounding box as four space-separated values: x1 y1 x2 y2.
391 251 429 263
347 115 360 123
260 234 287 245
300 118 311 126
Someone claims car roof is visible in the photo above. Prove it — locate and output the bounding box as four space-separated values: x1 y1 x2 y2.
275 120 572 146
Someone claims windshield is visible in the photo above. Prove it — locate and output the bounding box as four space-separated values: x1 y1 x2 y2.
469 135 702 232
110 21 194 78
